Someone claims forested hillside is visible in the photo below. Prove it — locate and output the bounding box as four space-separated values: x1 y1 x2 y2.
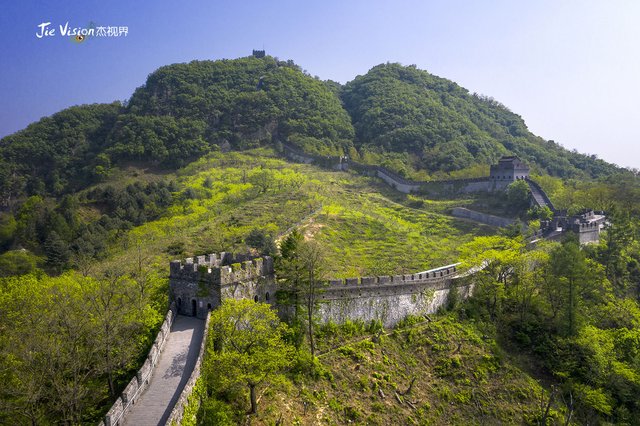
1 55 639 425
0 56 354 207
342 63 621 178
0 56 627 210
0 103 121 205
0 149 500 424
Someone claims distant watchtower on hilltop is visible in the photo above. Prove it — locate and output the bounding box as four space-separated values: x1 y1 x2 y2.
490 156 530 189
252 49 266 58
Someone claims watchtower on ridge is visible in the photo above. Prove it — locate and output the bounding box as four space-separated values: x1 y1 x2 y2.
489 156 530 189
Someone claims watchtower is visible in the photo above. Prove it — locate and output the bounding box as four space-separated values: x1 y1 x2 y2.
567 210 606 244
169 252 275 319
489 156 530 189
252 49 266 58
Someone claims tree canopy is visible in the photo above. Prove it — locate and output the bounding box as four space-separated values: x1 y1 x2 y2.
204 299 293 414
341 63 623 178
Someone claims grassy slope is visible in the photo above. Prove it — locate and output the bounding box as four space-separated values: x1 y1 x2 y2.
81 150 515 423
89 148 498 278
252 314 558 425
23 148 541 424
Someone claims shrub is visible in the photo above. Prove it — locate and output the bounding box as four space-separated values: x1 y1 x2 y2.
199 398 236 426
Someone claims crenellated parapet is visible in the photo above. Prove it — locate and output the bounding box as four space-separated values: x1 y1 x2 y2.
324 264 459 290
169 252 274 285
169 253 275 318
319 264 461 303
539 209 606 245
574 221 599 230
316 263 472 327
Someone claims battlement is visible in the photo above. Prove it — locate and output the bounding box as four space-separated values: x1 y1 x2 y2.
317 263 470 326
324 263 459 289
571 221 600 231
169 252 274 285
169 249 471 326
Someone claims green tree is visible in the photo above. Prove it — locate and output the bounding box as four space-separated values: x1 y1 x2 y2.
0 249 40 277
544 239 609 336
506 180 531 210
0 274 100 424
248 168 273 194
596 209 637 296
276 231 327 356
0 213 17 249
550 240 586 336
86 275 147 398
528 205 553 221
205 299 292 414
244 228 276 256
459 236 525 319
0 271 163 424
14 196 46 249
44 231 70 273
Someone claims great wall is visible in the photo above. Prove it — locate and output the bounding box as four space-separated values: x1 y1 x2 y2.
168 254 471 327
282 143 606 244
101 252 471 426
100 146 607 425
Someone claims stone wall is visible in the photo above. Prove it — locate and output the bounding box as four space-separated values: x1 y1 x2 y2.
282 143 347 171
451 207 516 228
319 284 472 328
163 262 476 426
165 311 212 425
417 179 492 196
526 178 556 212
372 167 423 193
572 221 602 244
99 303 177 426
284 145 315 164
457 179 493 193
317 264 473 327
169 253 275 319
170 250 476 330
283 142 498 195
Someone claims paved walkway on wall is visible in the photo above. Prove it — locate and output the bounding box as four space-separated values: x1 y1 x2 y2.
123 315 205 426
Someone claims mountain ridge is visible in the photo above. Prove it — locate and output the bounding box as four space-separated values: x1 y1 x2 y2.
0 55 626 208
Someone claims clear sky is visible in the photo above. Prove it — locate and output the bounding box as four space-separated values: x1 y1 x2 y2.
1 0 639 169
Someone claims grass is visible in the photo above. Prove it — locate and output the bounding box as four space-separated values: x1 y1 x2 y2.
248 313 562 425
71 148 546 424
89 147 501 278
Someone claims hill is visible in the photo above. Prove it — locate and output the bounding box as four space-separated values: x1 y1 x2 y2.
342 63 621 179
2 55 640 425
0 149 504 424
0 56 354 207
235 313 561 425
0 56 628 211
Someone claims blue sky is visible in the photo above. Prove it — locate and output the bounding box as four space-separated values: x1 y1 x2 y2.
1 0 639 168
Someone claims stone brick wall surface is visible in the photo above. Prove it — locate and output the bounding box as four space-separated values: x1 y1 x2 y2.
451 207 516 228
